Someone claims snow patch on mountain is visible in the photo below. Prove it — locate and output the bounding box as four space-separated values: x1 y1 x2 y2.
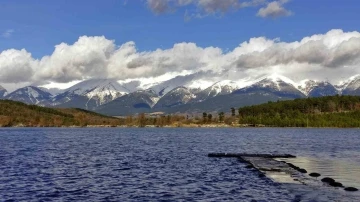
298 80 339 97
241 73 299 92
298 80 318 96
254 74 298 90
66 79 129 95
60 79 131 105
210 80 239 94
38 87 63 95
148 75 212 96
150 97 160 105
5 86 52 105
233 74 305 98
193 80 240 102
0 85 8 98
186 79 214 90
171 87 195 103
154 86 195 108
338 74 360 91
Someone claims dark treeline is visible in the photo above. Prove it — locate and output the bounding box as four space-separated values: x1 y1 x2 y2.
3 96 360 128
0 100 229 127
0 100 122 127
124 113 237 127
238 95 360 127
0 100 232 127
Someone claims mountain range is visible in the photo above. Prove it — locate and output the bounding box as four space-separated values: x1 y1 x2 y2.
1 74 360 116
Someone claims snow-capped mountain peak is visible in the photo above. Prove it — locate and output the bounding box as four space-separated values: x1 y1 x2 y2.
146 73 214 96
0 85 7 98
298 79 318 96
167 87 195 101
5 86 52 105
66 79 130 95
298 80 338 97
339 74 360 96
211 80 239 90
11 86 50 98
233 74 305 98
192 80 240 102
38 87 63 96
338 74 360 91
265 74 296 83
251 74 298 91
153 86 195 108
57 79 131 105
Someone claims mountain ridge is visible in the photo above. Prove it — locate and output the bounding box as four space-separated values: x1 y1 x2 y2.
2 74 360 116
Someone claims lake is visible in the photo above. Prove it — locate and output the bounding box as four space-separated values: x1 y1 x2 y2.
0 128 359 201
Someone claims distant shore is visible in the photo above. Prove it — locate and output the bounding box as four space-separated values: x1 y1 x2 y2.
2 124 358 128
2 124 235 128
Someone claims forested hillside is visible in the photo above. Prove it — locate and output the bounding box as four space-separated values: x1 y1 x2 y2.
2 96 360 128
0 100 122 127
238 95 360 127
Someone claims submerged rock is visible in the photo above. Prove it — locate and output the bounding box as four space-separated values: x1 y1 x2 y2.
344 187 358 191
321 177 335 184
309 173 321 178
297 168 307 173
329 181 343 187
287 163 295 168
245 165 254 169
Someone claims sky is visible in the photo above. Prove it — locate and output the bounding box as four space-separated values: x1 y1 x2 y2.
1 0 360 91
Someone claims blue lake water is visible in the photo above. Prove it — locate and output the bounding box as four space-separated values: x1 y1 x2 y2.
0 128 359 201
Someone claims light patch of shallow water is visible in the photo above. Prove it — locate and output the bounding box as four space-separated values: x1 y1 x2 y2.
278 156 360 189
266 171 301 184
241 155 360 201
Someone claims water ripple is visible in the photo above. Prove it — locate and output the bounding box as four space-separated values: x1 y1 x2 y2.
0 128 359 201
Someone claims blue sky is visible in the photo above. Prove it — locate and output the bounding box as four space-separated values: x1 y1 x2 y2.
1 0 360 91
1 0 359 58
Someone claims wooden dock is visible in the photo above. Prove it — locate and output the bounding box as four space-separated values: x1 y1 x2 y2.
208 153 296 158
207 152 358 192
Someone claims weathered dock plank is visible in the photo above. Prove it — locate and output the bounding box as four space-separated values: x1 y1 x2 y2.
207 153 296 158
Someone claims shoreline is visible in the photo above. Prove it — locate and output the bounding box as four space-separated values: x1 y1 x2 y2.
1 124 359 129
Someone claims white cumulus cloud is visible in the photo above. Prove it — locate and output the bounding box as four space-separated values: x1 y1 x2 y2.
233 29 360 68
0 49 35 82
36 36 115 83
257 0 292 18
1 29 360 89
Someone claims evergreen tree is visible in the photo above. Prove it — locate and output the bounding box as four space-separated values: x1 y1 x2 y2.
203 112 207 123
207 114 213 122
237 95 360 128
218 112 225 122
231 107 236 117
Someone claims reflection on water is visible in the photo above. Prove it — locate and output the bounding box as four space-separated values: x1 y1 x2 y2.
281 156 360 188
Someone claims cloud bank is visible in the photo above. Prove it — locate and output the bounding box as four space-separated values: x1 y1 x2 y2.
1 29 360 89
146 0 292 19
